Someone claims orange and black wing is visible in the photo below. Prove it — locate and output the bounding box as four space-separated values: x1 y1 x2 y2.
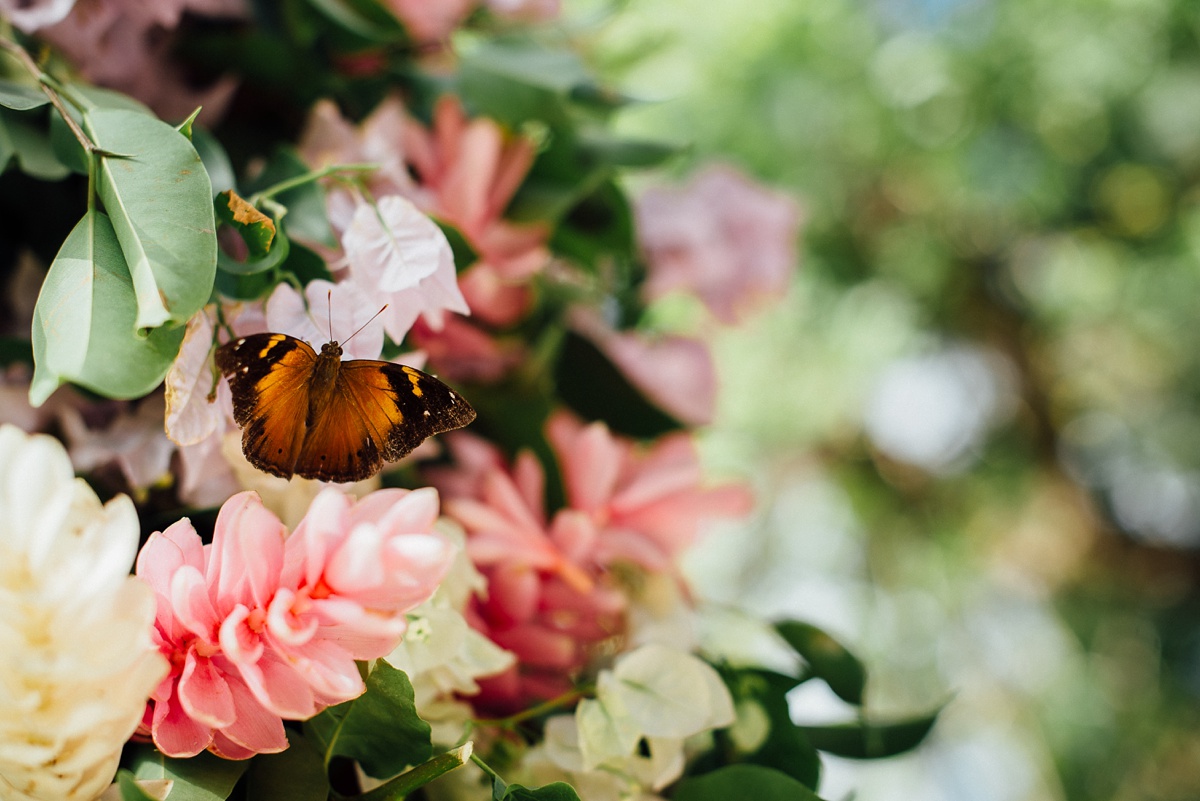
293 360 476 483
214 333 317 479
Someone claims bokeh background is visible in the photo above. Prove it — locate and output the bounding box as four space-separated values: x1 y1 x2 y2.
581 1 1200 798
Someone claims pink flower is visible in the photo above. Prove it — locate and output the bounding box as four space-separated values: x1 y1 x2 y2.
546 412 754 573
409 315 523 384
37 0 245 124
429 436 625 712
383 0 476 43
635 164 804 324
297 97 415 201
569 308 717 427
404 95 549 286
486 0 560 22
137 487 455 758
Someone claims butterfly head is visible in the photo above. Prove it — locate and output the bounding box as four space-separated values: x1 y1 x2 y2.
320 341 344 359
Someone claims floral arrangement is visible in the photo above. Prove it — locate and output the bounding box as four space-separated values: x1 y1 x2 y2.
0 2 939 800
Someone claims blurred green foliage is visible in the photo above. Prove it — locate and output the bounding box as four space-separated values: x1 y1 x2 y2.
586 0 1200 798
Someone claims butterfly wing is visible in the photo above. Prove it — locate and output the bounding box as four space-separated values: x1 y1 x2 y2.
293 360 476 483
214 333 317 479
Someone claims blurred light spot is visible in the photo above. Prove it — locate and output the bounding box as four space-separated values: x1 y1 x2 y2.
1138 67 1200 167
870 32 952 108
864 345 1016 473
1108 458 1200 547
1092 163 1172 238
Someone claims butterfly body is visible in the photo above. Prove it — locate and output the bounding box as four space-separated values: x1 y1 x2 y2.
215 332 475 483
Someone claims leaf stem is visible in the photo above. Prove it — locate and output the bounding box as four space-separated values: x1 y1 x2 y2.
0 35 96 154
250 162 378 205
473 687 589 729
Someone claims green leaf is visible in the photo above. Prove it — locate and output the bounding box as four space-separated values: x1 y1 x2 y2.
176 106 202 139
698 669 821 789
0 79 48 111
50 83 153 175
193 127 235 195
307 660 432 779
799 709 942 759
280 240 335 286
553 331 684 439
129 742 250 801
30 210 186 406
775 621 867 705
245 731 330 801
216 189 277 258
305 0 406 43
86 107 217 330
116 770 158 801
501 782 582 801
576 134 681 169
349 744 475 801
674 765 827 801
2 109 69 179
0 114 14 173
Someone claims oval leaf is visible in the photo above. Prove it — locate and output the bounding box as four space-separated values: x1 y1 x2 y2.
798 709 942 759
0 80 48 111
245 731 329 801
776 620 867 705
128 742 250 801
86 107 217 330
306 660 432 780
216 189 276 257
674 765 827 801
30 210 185 406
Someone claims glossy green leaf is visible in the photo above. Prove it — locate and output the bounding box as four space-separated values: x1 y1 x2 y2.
576 134 682 169
176 106 202 139
129 742 249 801
799 709 942 759
30 210 185 406
675 766 827 801
85 107 217 330
349 744 475 801
245 731 330 801
0 80 48 111
307 661 432 779
50 83 153 175
776 621 867 705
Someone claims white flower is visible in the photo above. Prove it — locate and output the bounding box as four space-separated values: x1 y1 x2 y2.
521 645 734 798
385 524 513 744
342 195 469 342
0 425 166 801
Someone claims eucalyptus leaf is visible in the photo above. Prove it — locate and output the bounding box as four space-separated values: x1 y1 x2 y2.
29 210 185 406
85 107 217 330
128 742 249 801
775 620 867 705
308 661 432 779
674 765 827 801
0 79 48 111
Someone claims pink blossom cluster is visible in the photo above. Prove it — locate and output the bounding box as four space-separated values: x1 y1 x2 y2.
426 412 753 713
135 487 455 758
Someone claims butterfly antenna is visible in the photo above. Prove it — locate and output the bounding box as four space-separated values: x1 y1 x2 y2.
342 305 390 346
327 290 334 343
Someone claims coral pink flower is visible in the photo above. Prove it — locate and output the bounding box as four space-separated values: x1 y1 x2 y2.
636 164 804 324
137 487 455 758
546 411 754 573
383 0 475 43
409 315 524 384
430 438 625 712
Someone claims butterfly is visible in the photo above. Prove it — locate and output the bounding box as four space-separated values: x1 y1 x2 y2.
215 332 475 483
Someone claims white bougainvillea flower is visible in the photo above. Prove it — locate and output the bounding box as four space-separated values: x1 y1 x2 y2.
342 195 469 341
265 279 384 360
0 0 76 32
164 309 224 447
0 425 166 801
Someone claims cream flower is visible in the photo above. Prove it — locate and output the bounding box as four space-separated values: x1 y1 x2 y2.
0 425 166 801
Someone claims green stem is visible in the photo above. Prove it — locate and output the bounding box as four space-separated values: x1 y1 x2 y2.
250 162 378 205
473 687 589 729
469 752 504 784
0 35 95 154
